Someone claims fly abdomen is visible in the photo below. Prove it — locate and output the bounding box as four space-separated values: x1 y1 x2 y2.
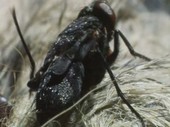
36 62 84 124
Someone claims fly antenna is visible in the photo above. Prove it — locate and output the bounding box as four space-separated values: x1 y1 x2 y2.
11 8 35 79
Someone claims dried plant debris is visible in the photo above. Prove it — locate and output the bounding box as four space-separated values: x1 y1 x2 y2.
0 94 12 127
0 0 170 127
3 56 170 127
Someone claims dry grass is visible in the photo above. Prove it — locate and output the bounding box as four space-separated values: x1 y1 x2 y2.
0 0 170 127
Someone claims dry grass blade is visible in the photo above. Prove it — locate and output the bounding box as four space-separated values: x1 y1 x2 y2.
0 0 170 127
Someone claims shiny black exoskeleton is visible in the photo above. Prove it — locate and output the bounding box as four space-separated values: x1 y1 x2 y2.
12 0 150 126
27 0 118 124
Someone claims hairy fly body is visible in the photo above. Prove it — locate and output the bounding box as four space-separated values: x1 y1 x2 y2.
12 0 150 126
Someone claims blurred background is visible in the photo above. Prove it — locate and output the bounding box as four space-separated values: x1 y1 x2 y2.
1 0 170 98
0 0 170 126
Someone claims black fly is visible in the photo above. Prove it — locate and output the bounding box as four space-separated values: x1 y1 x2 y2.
12 0 150 126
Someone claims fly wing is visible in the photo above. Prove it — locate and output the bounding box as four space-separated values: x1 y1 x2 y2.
48 56 71 75
48 30 97 75
28 16 101 91
41 16 102 72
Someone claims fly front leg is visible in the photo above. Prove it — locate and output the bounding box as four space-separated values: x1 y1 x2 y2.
106 30 120 66
116 30 151 61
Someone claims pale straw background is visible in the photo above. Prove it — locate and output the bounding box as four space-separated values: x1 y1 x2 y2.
0 0 170 127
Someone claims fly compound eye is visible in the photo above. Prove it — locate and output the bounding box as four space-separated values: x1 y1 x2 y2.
92 1 116 33
98 2 113 15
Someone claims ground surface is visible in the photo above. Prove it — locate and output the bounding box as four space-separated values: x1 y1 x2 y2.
0 0 170 127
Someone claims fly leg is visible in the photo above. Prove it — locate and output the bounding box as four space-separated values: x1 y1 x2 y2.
116 30 151 61
98 47 146 127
